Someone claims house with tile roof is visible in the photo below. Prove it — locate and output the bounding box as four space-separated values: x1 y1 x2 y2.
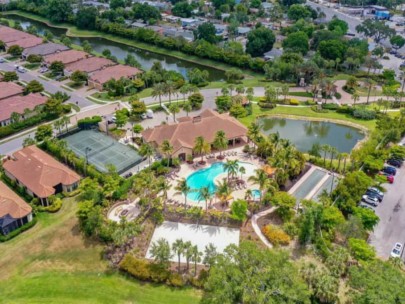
0 82 24 101
142 109 248 160
0 93 48 127
3 146 81 205
5 36 43 50
64 57 116 76
88 64 143 90
43 49 91 67
0 26 32 43
0 181 33 235
22 43 69 60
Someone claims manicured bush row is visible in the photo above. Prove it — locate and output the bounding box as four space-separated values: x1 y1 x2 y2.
77 116 102 129
0 217 37 242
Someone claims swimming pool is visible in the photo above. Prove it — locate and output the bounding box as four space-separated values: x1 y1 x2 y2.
186 162 257 201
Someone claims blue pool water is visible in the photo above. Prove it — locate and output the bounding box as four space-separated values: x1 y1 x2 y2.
186 162 257 201
252 189 261 200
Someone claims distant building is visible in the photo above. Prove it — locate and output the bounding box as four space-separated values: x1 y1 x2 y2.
131 22 147 28
3 146 81 205
22 43 69 60
0 181 33 236
82 0 110 9
88 64 143 90
263 48 283 61
237 27 251 36
0 93 47 127
181 18 198 27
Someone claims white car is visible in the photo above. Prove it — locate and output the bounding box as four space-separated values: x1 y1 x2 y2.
391 243 403 258
0 57 5 63
361 195 379 207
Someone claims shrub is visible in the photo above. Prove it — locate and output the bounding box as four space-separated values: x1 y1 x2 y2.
37 197 63 213
148 263 171 283
322 103 339 110
336 106 354 114
0 217 37 242
258 101 276 109
311 105 328 113
348 238 376 261
283 221 299 237
215 95 232 113
77 116 102 129
352 108 376 120
289 98 299 105
335 92 342 99
229 104 248 118
119 255 151 281
167 273 185 287
261 224 291 246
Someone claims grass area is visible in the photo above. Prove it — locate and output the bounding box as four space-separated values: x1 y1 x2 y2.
91 92 121 101
239 104 377 130
289 91 314 98
68 103 81 112
66 81 84 89
22 62 40 70
4 11 262 79
0 197 201 303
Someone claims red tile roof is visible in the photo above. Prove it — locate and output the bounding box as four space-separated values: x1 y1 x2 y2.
65 57 116 73
0 82 24 100
3 146 81 198
0 181 32 219
43 49 90 65
142 109 248 152
0 26 32 43
89 64 142 85
0 93 48 122
6 36 43 49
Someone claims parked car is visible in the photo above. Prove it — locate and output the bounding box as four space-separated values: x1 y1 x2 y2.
39 67 48 73
367 187 384 201
387 159 402 168
361 195 379 207
0 57 5 63
382 166 397 176
16 66 26 73
365 190 382 202
379 172 395 183
391 242 403 258
359 203 375 211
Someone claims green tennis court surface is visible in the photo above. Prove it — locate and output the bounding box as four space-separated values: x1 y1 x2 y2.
64 129 143 173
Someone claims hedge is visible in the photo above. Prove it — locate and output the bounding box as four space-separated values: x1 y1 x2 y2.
261 224 291 246
0 217 37 242
77 116 102 129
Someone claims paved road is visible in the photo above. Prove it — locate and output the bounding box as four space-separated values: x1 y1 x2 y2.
369 138 405 260
0 61 93 108
0 131 35 155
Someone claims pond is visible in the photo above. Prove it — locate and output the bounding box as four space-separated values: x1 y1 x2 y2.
258 117 365 153
5 15 225 81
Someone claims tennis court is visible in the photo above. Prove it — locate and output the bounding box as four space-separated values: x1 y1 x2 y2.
64 130 143 173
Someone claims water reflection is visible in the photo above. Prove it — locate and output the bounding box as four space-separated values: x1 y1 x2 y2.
8 15 225 81
258 117 364 153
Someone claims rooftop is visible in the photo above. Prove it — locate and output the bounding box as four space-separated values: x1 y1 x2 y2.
65 57 116 73
142 109 248 152
3 146 81 198
89 64 142 85
0 82 24 100
0 181 32 220
0 93 48 122
6 36 43 49
22 42 69 57
0 26 32 43
43 49 90 65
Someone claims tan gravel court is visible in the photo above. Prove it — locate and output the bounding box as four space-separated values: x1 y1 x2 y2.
146 221 240 264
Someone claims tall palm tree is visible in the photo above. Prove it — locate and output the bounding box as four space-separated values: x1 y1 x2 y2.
351 92 360 107
179 84 190 103
248 168 270 203
329 146 338 168
183 241 193 272
190 245 203 275
152 82 166 106
61 116 70 133
175 178 192 208
245 189 253 201
198 186 212 212
164 81 177 104
321 144 331 167
53 119 62 135
341 153 349 173
215 178 232 205
239 166 246 179
247 122 261 144
193 136 211 163
212 130 228 158
149 238 172 265
223 159 239 181
157 176 171 206
160 139 173 167
139 143 154 166
172 239 185 273
183 102 192 116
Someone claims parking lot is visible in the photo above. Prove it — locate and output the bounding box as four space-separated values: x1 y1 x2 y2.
369 141 405 260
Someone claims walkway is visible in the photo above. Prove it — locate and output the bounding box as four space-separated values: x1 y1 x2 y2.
251 207 277 249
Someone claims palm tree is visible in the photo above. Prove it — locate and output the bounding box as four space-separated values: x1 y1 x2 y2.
329 146 338 168
198 186 212 212
248 168 269 203
61 116 70 133
183 102 192 116
179 84 190 103
323 78 335 103
164 81 177 104
175 178 192 208
341 153 349 173
169 103 180 121
281 84 289 103
190 245 203 275
139 143 154 166
183 241 193 272
239 166 246 179
152 82 166 106
228 84 235 96
193 136 211 163
245 189 253 201
53 119 63 135
172 239 185 273
223 159 239 181
247 122 261 144
321 144 331 167
351 92 360 107
212 130 228 158
221 87 229 96
235 85 245 95
157 176 171 206
215 178 232 206
149 238 172 265
160 140 173 167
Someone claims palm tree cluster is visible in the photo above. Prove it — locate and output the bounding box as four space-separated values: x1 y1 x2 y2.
152 82 199 107
311 78 336 103
256 131 306 186
192 131 229 163
309 143 349 173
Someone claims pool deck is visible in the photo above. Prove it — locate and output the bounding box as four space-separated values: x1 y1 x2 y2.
166 146 264 209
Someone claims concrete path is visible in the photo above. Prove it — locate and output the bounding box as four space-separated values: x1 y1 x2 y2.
251 207 277 249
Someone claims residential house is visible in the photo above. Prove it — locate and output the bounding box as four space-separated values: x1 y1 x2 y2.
181 18 198 27
237 27 251 37
263 48 283 61
0 26 32 43
88 64 143 90
142 109 248 160
0 93 48 127
82 0 110 9
43 49 91 67
6 36 43 50
131 22 147 28
262 2 273 11
22 43 69 60
0 181 33 236
64 57 116 76
0 82 24 101
3 146 81 206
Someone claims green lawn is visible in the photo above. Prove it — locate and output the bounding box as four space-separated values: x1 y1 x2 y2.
239 104 376 131
0 197 201 303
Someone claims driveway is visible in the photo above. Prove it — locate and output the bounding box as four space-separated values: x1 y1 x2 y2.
369 139 405 260
0 61 93 108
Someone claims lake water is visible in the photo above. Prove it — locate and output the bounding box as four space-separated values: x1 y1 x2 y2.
258 117 365 153
5 15 225 81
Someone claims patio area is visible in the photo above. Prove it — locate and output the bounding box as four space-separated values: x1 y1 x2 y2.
107 199 140 222
146 221 240 264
